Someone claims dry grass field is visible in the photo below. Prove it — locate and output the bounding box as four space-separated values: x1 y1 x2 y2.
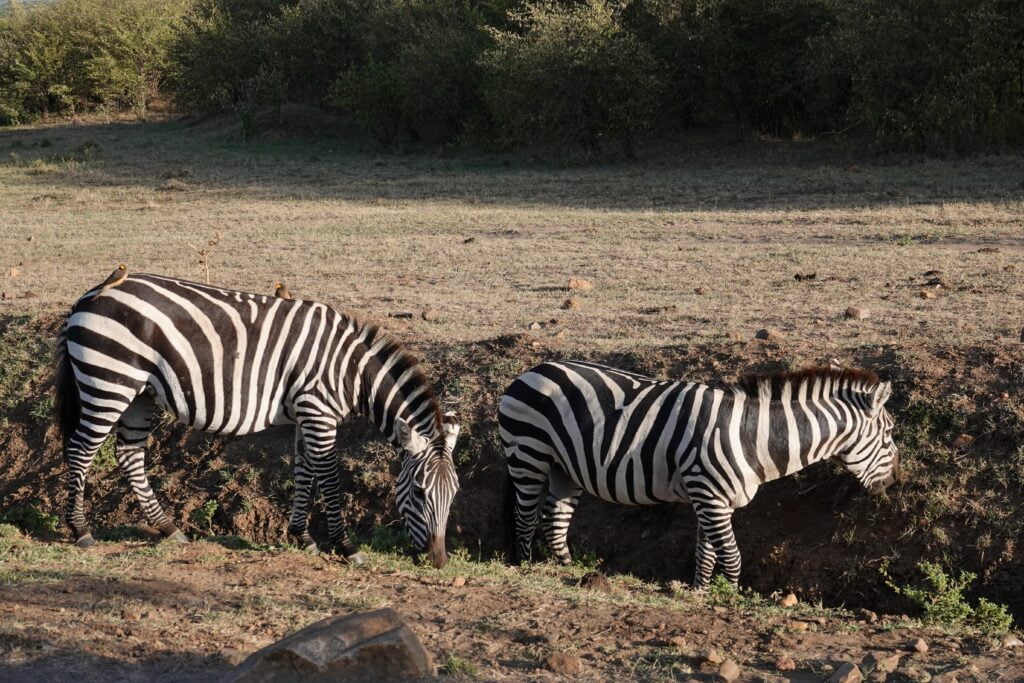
1 114 1022 350
1 115 1023 681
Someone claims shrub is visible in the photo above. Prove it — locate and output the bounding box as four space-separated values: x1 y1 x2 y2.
885 561 1013 634
840 0 1024 153
330 0 488 145
685 0 847 138
0 502 60 536
0 0 189 123
479 0 663 157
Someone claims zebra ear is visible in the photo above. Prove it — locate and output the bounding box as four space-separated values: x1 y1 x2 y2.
869 381 893 417
442 411 460 449
395 418 429 455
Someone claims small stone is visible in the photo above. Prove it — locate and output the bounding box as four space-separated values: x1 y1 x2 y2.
561 298 579 310
755 328 785 342
931 673 958 683
22 290 38 299
701 649 725 665
1 291 12 300
461 237 475 244
952 433 974 448
777 593 798 608
1002 634 1023 649
775 655 796 671
726 331 744 341
718 658 740 682
450 576 466 588
845 306 870 320
907 637 929 653
829 661 862 683
160 178 188 192
919 290 936 299
668 635 687 649
8 267 19 277
121 608 141 621
545 653 582 675
550 329 566 340
789 621 809 632
389 311 414 319
27 236 34 242
567 277 594 291
863 651 901 674
421 308 438 321
855 608 878 623
579 572 612 593
900 667 931 682
528 321 543 330
694 287 708 295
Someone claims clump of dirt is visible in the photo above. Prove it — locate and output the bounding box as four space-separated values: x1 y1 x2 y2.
2 313 1023 626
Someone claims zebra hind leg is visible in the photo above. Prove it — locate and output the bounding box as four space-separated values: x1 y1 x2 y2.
286 427 318 552
115 391 187 543
693 503 740 587
63 391 138 547
506 449 550 564
540 467 582 566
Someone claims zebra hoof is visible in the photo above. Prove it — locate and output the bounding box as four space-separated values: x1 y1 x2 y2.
75 534 96 548
343 551 368 567
304 542 320 555
167 530 190 544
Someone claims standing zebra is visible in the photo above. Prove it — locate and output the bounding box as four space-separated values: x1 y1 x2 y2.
499 361 898 586
54 272 460 567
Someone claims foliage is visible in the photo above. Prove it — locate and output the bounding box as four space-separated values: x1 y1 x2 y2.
480 0 663 157
0 0 189 123
329 0 488 145
884 561 1013 634
839 0 1024 153
0 502 60 536
443 653 479 679
189 498 218 532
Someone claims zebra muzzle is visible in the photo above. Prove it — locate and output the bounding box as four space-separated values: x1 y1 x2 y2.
427 535 447 569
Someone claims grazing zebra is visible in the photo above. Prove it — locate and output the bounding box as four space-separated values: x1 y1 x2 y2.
54 272 460 567
499 361 898 586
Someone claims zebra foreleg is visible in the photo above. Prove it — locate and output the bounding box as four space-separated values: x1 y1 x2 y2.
115 392 187 543
286 428 318 552
693 503 741 587
299 418 366 565
693 524 717 588
541 467 582 565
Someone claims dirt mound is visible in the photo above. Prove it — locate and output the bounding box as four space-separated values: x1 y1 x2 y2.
1 313 1022 624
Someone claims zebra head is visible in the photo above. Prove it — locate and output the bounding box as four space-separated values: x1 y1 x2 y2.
837 381 899 495
394 412 461 568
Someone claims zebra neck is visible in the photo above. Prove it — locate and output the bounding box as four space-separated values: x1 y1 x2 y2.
734 383 858 483
340 329 441 446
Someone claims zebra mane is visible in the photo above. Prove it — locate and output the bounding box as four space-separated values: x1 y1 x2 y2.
349 314 443 430
734 366 880 401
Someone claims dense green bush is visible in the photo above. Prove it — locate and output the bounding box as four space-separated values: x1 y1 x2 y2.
840 0 1024 153
686 0 848 137
480 0 663 157
330 0 489 145
0 0 188 124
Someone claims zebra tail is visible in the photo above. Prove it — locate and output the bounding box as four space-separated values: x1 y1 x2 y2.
53 317 79 450
503 468 519 565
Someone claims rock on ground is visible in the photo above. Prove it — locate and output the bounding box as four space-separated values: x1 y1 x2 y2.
545 653 583 675
227 608 433 682
829 661 863 683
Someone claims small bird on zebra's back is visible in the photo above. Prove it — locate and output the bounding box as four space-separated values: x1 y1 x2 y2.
274 281 291 300
499 361 899 588
54 272 461 568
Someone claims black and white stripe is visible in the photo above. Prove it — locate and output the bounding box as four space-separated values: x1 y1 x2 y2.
498 361 898 587
54 273 460 567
